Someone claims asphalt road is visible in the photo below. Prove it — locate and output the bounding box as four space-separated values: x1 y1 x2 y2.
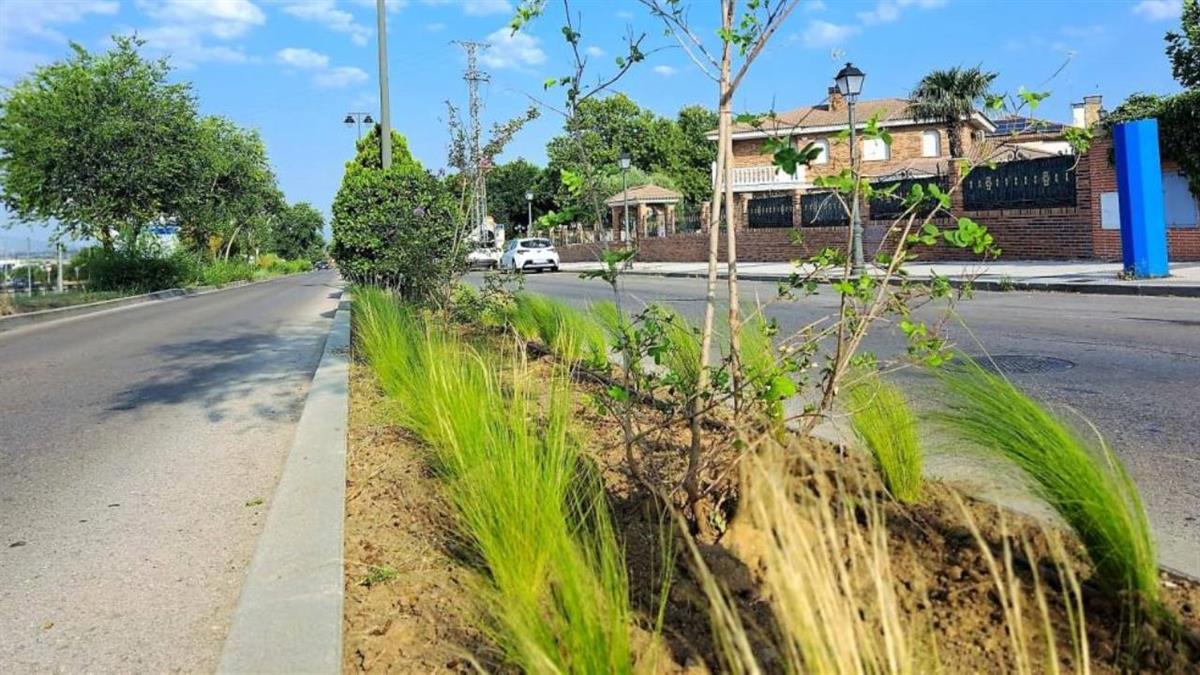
500 271 1200 576
0 270 342 672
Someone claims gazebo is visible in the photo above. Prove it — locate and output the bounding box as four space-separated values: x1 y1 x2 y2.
604 184 683 240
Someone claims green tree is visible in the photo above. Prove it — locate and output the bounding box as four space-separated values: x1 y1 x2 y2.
0 36 202 249
1104 91 1200 195
1167 0 1200 89
179 116 278 259
348 125 423 172
331 130 459 299
274 202 326 261
909 66 998 158
486 159 542 230
671 105 719 203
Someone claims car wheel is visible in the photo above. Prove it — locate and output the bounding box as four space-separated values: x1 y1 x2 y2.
550 266 559 273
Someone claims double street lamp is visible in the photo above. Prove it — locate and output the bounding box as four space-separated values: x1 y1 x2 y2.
343 112 375 140
834 62 866 277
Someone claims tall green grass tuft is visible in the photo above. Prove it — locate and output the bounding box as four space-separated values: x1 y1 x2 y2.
656 305 703 396
509 292 608 366
932 358 1158 604
845 373 923 503
354 287 633 672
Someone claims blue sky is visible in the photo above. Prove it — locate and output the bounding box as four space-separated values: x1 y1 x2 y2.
0 0 1189 252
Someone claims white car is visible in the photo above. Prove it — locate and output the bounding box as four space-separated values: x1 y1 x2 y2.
466 247 500 270
500 238 559 273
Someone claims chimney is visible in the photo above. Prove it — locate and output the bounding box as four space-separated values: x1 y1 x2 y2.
1071 102 1086 128
1082 95 1102 127
827 85 843 112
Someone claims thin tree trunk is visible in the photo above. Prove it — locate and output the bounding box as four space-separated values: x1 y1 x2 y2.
223 222 243 261
687 4 733 537
721 0 741 413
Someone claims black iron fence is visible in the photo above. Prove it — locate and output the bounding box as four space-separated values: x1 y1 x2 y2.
677 203 703 233
868 176 948 220
799 191 849 227
747 196 794 228
963 155 1077 210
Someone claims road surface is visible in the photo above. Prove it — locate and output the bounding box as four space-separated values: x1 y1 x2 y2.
501 271 1200 576
0 271 342 672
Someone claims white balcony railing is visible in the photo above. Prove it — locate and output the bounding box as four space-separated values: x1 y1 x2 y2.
714 163 809 192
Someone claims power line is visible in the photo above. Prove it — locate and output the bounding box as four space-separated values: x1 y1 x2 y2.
454 40 490 242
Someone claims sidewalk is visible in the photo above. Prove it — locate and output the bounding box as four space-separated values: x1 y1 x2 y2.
557 260 1200 297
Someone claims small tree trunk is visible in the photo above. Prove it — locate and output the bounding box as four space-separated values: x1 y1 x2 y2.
721 4 741 411
688 3 735 538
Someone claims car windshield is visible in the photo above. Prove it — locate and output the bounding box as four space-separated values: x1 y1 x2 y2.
521 239 552 249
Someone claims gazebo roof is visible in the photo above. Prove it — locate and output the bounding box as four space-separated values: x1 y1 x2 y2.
604 183 682 206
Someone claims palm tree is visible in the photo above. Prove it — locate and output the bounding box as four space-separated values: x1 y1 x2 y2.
909 66 997 158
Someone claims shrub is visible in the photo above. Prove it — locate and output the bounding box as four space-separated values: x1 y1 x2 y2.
198 259 256 286
87 247 199 291
931 359 1157 604
256 253 283 270
331 140 460 301
844 372 923 503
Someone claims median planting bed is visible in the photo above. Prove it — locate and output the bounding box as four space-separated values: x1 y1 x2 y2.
343 285 1200 673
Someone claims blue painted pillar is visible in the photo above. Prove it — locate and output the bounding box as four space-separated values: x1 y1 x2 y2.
1112 119 1169 278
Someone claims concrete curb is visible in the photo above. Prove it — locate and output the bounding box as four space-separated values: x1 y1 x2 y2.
218 296 350 675
567 268 1200 298
0 272 320 335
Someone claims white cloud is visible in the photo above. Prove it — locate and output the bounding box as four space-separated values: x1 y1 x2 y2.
480 27 544 69
276 0 372 45
652 64 676 76
139 0 266 38
137 24 254 67
0 0 118 43
274 45 368 87
276 46 329 68
314 65 368 87
858 0 946 25
585 45 605 58
801 20 860 48
421 0 512 16
0 0 119 79
1133 0 1182 20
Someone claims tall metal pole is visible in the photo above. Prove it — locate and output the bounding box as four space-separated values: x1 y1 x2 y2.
527 199 532 233
456 41 490 243
56 243 63 293
848 97 864 277
621 168 632 269
26 237 32 296
376 0 392 169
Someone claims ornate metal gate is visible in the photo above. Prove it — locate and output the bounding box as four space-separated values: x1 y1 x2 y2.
747 196 794 228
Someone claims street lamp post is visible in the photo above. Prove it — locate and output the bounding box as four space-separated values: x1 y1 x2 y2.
343 112 375 140
835 62 866 277
618 153 632 267
525 191 533 235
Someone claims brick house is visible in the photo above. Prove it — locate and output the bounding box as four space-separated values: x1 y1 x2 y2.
554 93 1200 263
709 86 997 229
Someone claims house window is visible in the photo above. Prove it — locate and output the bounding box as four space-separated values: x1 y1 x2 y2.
811 138 829 164
862 137 890 161
921 130 941 157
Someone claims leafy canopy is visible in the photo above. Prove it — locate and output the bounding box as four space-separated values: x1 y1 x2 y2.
0 35 201 248
1167 0 1200 89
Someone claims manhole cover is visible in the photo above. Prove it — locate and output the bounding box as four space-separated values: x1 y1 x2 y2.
974 354 1076 374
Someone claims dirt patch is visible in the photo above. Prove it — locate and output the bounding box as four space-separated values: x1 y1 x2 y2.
343 363 498 673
